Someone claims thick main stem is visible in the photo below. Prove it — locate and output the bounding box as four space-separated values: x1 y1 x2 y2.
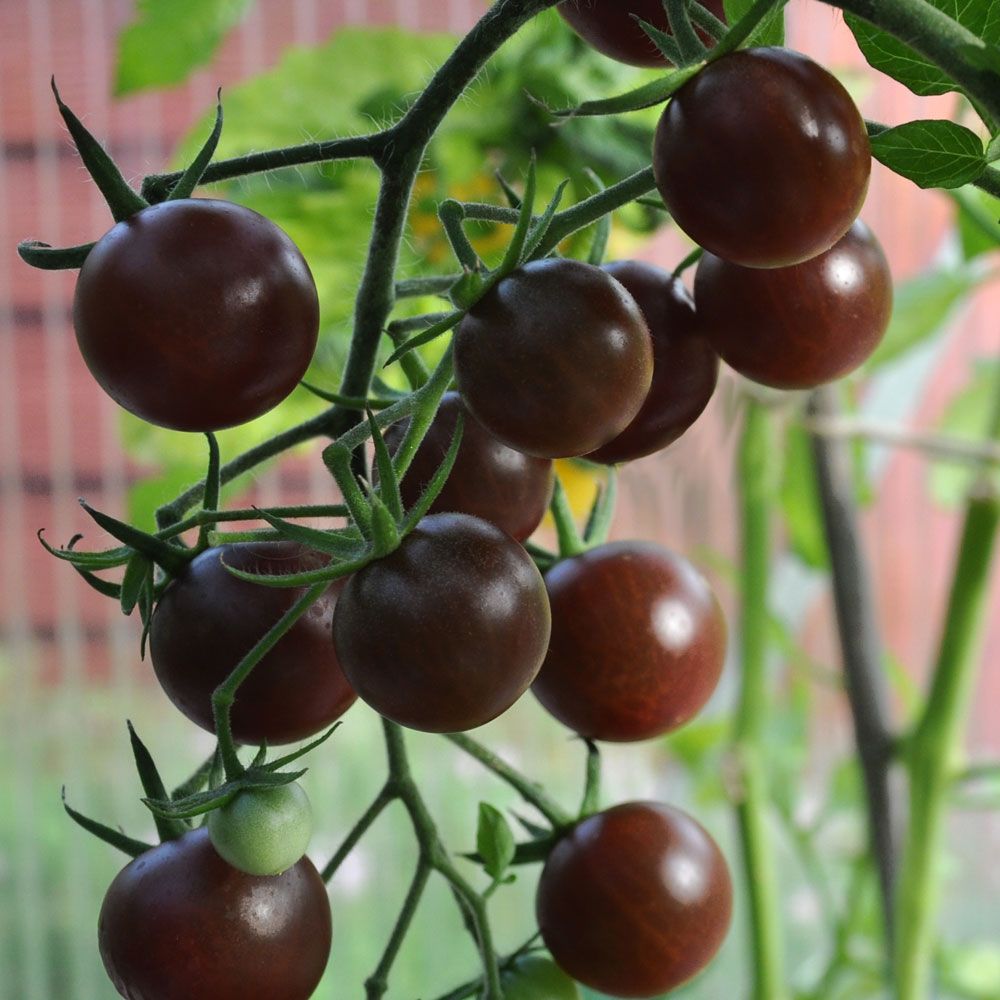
734 400 788 1000
808 387 897 958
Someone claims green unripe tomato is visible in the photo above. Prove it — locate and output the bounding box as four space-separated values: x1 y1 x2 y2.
207 782 313 877
500 955 581 1000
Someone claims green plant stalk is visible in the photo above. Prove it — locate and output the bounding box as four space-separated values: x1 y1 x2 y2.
820 0 1000 124
734 400 788 1000
321 787 394 883
894 489 1000 999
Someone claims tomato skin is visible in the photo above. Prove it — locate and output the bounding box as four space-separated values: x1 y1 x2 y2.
558 0 727 68
454 258 654 460
332 513 551 733
385 391 554 541
73 198 319 431
653 47 870 269
149 542 356 746
501 954 581 1000
208 783 314 877
99 828 332 1000
536 802 732 998
587 262 719 464
533 541 726 742
695 219 893 389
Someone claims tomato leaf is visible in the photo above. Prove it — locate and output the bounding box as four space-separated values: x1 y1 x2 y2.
167 95 224 202
368 410 404 522
870 120 986 189
635 18 683 66
171 750 219 802
128 723 189 842
846 2 1000 98
62 788 153 859
500 155 538 276
120 553 152 616
37 529 132 570
546 68 699 119
716 0 788 59
523 181 570 263
80 500 191 575
382 309 464 367
476 803 516 881
261 725 340 772
780 424 828 570
114 0 256 96
664 0 708 64
399 415 464 535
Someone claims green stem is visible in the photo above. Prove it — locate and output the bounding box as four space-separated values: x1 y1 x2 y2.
820 0 1000 124
548 476 587 558
733 400 788 1000
321 787 393 883
894 490 1000 1000
444 733 573 828
210 582 327 778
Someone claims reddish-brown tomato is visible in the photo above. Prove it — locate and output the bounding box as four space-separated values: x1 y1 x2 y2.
537 801 733 997
694 220 893 389
99 828 332 1000
385 391 554 541
533 541 726 742
588 261 719 464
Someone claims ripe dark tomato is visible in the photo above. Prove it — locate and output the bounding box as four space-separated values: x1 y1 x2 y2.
74 198 319 431
533 541 726 742
501 954 581 1000
384 391 554 541
653 47 871 268
694 220 893 389
99 827 331 1000
558 0 727 68
587 261 719 464
454 259 653 459
149 542 356 746
536 802 732 998
332 513 551 733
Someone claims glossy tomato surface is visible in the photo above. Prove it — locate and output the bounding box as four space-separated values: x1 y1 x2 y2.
533 541 726 742
385 391 554 541
332 513 551 733
454 258 653 459
149 542 356 746
74 198 319 431
536 802 732 997
654 47 870 268
695 220 893 389
99 828 332 1000
558 0 727 68
588 261 719 464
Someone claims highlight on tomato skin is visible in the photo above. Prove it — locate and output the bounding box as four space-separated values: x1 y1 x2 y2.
385 390 555 542
332 512 552 734
533 540 727 743
149 542 357 747
454 258 654 460
98 827 332 1000
536 801 733 998
587 261 720 465
694 219 894 390
653 47 872 269
557 0 728 68
73 198 320 432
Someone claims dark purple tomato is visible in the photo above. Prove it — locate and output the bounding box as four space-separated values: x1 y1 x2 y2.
332 513 551 733
694 220 893 389
558 0 727 68
653 47 871 268
74 198 319 431
99 828 331 1000
536 802 732 998
384 391 554 541
533 541 726 742
149 542 356 746
587 261 719 464
454 259 654 459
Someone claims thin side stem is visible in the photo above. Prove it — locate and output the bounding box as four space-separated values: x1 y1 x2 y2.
733 400 788 1000
808 387 897 960
444 732 573 828
321 787 394 883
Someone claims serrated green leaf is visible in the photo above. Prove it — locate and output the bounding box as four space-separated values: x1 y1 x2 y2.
115 0 256 96
870 120 985 189
476 802 516 881
865 268 982 370
846 2 1000 98
930 360 1000 508
722 0 785 49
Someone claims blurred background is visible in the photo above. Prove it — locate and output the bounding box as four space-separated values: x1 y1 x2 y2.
1 0 998 997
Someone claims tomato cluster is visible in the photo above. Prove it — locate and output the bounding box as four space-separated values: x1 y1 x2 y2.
69 3 900 997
